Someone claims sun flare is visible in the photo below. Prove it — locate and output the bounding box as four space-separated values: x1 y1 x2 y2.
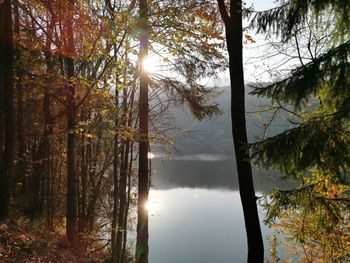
142 56 158 73
145 199 160 215
148 152 155 159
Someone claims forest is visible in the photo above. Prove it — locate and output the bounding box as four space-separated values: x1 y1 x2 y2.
0 0 349 262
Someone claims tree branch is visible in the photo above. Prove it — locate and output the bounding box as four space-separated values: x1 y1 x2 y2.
217 0 230 25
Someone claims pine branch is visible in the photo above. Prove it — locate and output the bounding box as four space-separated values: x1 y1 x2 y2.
250 113 350 175
249 0 350 40
250 41 350 108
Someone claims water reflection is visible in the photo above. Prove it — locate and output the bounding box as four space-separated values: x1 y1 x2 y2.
148 188 271 263
111 87 297 262
137 87 292 262
145 199 161 216
152 158 295 192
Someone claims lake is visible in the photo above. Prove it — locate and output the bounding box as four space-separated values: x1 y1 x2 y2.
145 87 295 262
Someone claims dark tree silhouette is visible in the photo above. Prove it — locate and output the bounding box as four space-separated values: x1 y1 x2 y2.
65 0 79 246
136 0 149 262
0 0 15 221
217 0 264 262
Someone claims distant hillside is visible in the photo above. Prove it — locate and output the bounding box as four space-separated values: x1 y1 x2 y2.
151 85 294 191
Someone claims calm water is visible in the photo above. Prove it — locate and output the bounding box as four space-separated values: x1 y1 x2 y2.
148 188 266 263
149 159 291 263
146 87 294 262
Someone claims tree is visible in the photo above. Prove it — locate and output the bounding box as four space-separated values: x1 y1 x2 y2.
13 0 26 200
265 179 350 262
63 0 79 246
111 48 121 263
217 1 264 262
249 1 350 197
136 0 149 261
247 0 350 260
0 0 15 220
0 1 229 261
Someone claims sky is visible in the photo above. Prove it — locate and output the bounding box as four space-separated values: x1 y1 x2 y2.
245 0 277 11
198 0 280 86
243 0 281 83
146 1 282 86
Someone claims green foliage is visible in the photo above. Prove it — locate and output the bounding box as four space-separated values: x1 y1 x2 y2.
249 1 350 260
263 174 350 262
249 1 350 180
249 0 350 41
160 78 221 120
145 1 226 120
250 41 350 109
4 2 227 258
251 115 350 178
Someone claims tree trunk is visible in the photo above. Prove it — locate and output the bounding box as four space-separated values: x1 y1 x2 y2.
111 71 120 263
115 76 130 262
135 0 149 261
44 63 53 229
122 142 134 261
217 1 264 262
78 119 87 233
30 139 45 219
65 0 78 246
14 0 26 195
44 13 54 229
0 0 15 220
85 118 103 233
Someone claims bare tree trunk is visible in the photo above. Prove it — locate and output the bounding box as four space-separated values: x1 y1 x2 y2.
0 0 15 220
85 118 104 233
31 139 45 218
44 11 54 229
122 142 134 261
65 0 78 246
78 113 87 233
115 77 130 262
13 0 26 195
217 1 264 262
111 71 120 263
44 66 53 229
136 0 149 261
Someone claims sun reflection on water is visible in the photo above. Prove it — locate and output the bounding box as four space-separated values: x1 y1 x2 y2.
145 197 161 216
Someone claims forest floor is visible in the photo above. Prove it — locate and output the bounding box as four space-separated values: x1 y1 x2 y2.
0 219 106 263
